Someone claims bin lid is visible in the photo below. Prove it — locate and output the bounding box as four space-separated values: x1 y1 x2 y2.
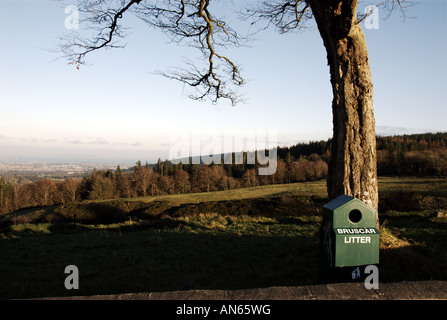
323 195 356 211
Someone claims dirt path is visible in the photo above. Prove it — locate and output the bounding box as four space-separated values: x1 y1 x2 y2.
39 281 447 300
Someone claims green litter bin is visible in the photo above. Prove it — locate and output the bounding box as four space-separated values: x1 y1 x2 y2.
319 194 379 283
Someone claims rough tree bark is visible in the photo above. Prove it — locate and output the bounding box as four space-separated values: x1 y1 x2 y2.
308 0 379 214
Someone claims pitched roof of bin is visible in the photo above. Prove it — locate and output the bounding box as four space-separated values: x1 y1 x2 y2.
323 195 355 211
323 194 378 213
323 194 375 212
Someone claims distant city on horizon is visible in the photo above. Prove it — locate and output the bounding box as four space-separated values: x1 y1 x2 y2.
1 129 445 172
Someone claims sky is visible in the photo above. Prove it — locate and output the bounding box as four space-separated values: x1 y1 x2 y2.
0 0 446 165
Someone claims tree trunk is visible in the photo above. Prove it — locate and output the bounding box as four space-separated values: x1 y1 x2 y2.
308 1 379 216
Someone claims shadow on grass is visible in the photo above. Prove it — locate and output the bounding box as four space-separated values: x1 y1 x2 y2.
380 245 447 282
379 212 447 282
0 221 320 299
2 213 447 299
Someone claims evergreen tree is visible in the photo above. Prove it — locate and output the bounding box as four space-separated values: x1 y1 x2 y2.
115 165 122 178
156 158 163 174
135 160 142 172
0 176 6 214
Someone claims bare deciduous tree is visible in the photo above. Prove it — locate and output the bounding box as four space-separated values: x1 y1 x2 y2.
61 178 81 203
132 164 155 197
35 179 57 206
174 169 191 193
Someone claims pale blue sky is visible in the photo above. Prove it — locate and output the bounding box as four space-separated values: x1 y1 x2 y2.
0 0 446 164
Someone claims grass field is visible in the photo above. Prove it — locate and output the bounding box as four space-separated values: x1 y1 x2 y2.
0 177 446 299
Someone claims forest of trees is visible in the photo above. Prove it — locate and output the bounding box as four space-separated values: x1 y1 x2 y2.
1 133 446 215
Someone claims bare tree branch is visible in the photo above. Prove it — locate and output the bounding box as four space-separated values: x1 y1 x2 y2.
243 0 415 34
58 0 245 105
133 0 245 105
356 0 416 23
357 3 383 24
241 0 314 34
381 0 417 21
57 0 414 105
58 0 143 66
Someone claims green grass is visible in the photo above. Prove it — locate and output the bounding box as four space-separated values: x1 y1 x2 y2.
0 216 321 299
118 180 329 205
0 176 446 299
107 176 447 205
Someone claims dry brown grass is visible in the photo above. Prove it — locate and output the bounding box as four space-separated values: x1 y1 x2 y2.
379 225 412 250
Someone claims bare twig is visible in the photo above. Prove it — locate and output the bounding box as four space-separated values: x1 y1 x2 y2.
58 0 245 105
58 0 143 65
241 0 314 34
